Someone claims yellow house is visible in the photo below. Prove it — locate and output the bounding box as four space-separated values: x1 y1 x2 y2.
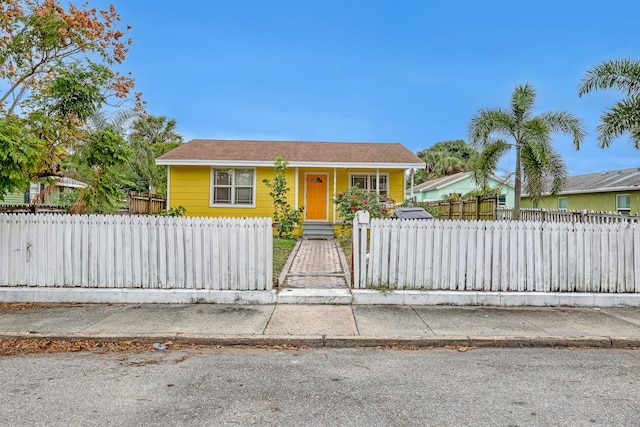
156 139 425 237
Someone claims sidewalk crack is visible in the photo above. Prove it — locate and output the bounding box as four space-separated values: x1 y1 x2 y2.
412 307 435 335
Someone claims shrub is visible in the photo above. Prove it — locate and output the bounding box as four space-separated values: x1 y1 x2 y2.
263 157 304 238
334 187 393 223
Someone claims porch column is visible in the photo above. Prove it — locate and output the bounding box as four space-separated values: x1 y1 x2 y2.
166 166 171 208
376 169 380 196
294 167 299 210
409 169 414 200
333 168 337 222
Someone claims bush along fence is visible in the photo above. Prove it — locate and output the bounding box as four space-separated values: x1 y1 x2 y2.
352 214 640 293
0 214 273 291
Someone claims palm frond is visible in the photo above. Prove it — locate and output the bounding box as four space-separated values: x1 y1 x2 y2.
467 109 513 148
597 96 640 148
521 144 567 203
510 83 536 124
536 111 586 149
473 139 510 188
579 58 640 97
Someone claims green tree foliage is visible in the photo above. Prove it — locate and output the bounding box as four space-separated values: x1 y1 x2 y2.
468 83 585 219
0 0 142 200
579 58 640 148
414 140 478 185
0 116 41 199
69 126 132 214
127 115 183 194
262 157 304 238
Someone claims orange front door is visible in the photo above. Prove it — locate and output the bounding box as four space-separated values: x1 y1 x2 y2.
305 174 327 220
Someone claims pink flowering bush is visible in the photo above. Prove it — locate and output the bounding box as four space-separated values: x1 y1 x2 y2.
334 187 393 223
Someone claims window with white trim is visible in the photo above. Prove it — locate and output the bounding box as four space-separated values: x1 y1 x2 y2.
211 168 255 206
617 194 630 215
557 197 568 211
350 174 388 195
498 194 507 208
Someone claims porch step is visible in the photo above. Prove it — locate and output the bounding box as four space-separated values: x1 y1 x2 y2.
302 223 335 240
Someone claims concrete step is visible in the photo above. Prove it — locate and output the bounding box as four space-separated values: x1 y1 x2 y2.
302 223 334 240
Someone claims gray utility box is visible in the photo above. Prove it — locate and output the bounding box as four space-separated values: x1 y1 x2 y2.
391 207 434 220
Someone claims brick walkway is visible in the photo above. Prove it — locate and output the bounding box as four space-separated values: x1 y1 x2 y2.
282 240 350 289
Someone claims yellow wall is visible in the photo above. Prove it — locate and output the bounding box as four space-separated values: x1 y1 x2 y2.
522 190 640 213
168 165 278 218
169 165 407 221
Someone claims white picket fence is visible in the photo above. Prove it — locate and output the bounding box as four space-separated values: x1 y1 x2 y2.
352 215 640 293
0 214 273 291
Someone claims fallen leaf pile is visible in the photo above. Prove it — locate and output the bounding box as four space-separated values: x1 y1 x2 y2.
0 338 191 357
0 303 55 310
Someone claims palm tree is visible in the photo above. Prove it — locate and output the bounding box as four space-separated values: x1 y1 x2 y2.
413 140 478 185
468 83 585 219
129 115 184 193
130 115 183 145
578 58 640 148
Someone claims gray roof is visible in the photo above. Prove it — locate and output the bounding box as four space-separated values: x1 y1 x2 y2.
57 177 87 188
559 168 640 195
411 172 473 192
410 172 513 192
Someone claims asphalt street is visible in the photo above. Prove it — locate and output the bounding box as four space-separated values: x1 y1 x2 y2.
2 347 639 426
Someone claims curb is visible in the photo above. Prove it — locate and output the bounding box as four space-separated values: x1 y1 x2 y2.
4 333 639 349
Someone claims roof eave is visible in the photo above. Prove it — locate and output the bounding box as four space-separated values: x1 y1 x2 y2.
535 186 640 197
156 159 425 169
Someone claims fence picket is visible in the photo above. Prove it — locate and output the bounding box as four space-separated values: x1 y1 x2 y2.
448 221 459 291
463 222 475 291
432 222 443 289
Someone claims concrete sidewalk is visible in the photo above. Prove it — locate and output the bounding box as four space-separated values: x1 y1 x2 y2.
2 303 640 348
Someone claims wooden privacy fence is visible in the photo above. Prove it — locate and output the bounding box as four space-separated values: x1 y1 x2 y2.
426 195 497 220
0 204 68 214
128 192 167 215
496 208 640 224
352 215 640 292
0 214 273 291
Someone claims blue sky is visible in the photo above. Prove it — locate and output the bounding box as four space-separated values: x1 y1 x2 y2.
97 0 640 176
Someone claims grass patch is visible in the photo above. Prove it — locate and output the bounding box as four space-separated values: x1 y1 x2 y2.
337 232 352 263
273 238 297 278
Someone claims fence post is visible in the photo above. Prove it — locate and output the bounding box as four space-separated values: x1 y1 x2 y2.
352 215 360 288
353 210 370 289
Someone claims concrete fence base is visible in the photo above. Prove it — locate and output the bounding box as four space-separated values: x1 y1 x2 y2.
2 288 640 307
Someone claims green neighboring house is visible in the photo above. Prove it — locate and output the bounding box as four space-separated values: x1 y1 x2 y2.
522 168 640 215
1 178 86 205
408 171 515 208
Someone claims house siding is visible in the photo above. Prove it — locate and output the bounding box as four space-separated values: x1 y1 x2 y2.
2 191 26 204
414 176 515 208
169 165 407 222
168 165 277 218
524 190 640 214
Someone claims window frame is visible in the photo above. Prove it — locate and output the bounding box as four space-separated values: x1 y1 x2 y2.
210 167 256 208
349 173 389 196
557 197 568 211
616 194 631 215
498 194 507 208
